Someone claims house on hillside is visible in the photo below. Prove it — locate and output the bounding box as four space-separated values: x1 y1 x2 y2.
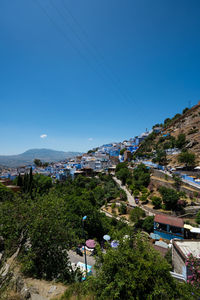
172 240 200 281
154 214 184 240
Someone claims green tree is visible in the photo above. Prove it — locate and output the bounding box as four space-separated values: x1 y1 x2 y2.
159 186 179 210
21 194 73 281
164 117 171 127
119 203 127 215
142 216 154 233
32 174 52 195
116 167 131 185
0 183 14 202
182 107 189 114
172 174 182 190
34 158 43 167
132 163 150 189
153 149 167 165
178 151 196 169
84 236 184 300
17 173 23 187
120 148 126 155
176 133 186 149
151 196 162 209
115 162 128 173
195 210 200 224
129 207 145 222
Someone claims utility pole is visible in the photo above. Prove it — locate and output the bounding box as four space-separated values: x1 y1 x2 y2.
82 216 88 273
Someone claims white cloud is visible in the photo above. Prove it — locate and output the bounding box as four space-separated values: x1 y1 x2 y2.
88 138 93 141
40 134 47 139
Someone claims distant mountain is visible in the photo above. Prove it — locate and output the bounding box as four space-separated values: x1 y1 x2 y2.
0 148 82 168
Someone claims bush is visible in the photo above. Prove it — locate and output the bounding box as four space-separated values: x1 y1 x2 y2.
0 183 14 202
178 151 196 169
159 186 179 210
129 207 145 222
142 216 154 233
140 194 148 204
151 196 162 209
132 164 150 189
176 133 186 149
119 203 127 215
111 203 116 209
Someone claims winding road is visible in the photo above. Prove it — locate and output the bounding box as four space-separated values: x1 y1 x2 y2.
112 176 155 216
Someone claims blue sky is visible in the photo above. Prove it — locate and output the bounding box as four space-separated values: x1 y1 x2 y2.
1 0 200 154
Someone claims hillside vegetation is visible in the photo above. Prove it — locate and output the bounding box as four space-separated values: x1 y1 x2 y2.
136 102 200 167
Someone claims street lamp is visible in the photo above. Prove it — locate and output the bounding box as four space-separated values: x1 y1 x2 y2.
82 216 88 274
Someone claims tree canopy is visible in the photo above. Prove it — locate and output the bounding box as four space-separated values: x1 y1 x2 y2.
0 174 128 281
62 235 194 299
178 151 196 169
159 186 179 210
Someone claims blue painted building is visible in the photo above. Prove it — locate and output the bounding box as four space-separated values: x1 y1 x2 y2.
154 214 184 240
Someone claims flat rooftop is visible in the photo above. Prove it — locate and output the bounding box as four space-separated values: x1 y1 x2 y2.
174 240 200 258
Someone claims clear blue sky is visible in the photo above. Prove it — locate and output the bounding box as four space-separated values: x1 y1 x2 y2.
1 0 200 154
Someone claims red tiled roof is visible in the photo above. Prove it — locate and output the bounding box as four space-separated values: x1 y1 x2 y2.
154 214 184 228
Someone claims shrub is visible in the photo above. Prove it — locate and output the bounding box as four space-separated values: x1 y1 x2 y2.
119 203 127 215
151 196 162 209
195 210 200 224
159 186 179 210
142 216 154 233
129 207 145 222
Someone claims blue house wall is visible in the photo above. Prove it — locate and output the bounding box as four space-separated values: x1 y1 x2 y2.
154 230 184 240
154 221 184 240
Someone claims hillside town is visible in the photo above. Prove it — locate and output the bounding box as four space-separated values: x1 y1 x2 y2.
0 131 145 181
2 1 200 298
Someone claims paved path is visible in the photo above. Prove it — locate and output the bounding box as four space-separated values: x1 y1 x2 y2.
100 207 130 224
68 250 95 272
113 176 135 206
113 176 155 216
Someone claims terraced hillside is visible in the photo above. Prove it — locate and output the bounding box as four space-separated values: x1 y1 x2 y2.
163 101 200 160
136 101 200 167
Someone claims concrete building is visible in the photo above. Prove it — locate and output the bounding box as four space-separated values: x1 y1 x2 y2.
172 240 200 280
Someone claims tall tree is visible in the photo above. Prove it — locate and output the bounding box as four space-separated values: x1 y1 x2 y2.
83 235 189 299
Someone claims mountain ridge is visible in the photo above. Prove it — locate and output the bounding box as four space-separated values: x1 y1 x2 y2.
0 148 82 168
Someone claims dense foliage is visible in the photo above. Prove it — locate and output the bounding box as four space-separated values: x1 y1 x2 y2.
116 163 150 193
61 234 195 300
0 182 14 202
129 207 145 223
151 196 162 209
0 174 127 281
178 150 196 168
159 186 179 210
